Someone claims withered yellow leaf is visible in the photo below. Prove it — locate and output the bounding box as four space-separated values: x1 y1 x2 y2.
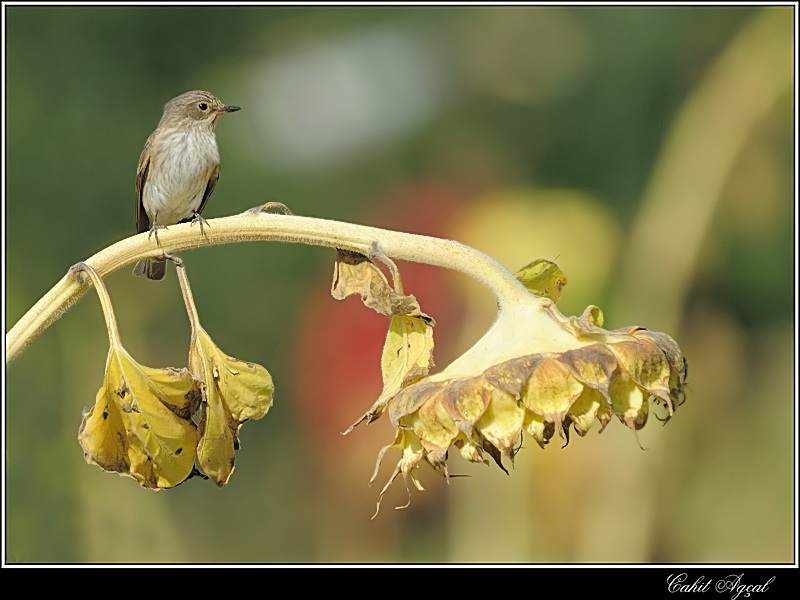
332 250 433 322
334 249 436 433
78 346 200 489
345 313 435 432
382 314 435 398
189 327 274 486
514 259 567 302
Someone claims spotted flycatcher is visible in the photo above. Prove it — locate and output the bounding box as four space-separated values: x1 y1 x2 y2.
133 90 240 280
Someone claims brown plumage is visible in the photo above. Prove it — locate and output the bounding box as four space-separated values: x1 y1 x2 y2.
133 90 240 280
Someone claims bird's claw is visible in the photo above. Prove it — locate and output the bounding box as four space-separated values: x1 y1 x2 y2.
190 212 210 235
147 223 168 247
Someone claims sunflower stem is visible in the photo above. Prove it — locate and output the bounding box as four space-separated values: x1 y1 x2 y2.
7 212 530 363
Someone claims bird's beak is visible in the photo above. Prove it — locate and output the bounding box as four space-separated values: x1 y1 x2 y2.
221 105 241 113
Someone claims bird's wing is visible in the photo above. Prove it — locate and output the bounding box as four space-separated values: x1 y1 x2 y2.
194 163 220 218
135 136 153 234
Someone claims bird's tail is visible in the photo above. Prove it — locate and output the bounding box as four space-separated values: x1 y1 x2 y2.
132 258 167 280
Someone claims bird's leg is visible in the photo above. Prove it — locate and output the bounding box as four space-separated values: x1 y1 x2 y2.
146 212 168 247
162 252 183 267
189 212 210 236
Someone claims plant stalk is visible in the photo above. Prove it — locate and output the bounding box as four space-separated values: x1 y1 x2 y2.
6 212 530 363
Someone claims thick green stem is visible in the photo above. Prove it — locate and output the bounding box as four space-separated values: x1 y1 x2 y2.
6 212 530 363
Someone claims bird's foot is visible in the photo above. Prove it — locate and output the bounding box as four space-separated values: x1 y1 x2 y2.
147 223 169 247
189 212 210 236
162 252 183 268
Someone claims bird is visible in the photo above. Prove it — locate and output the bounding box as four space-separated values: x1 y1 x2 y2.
133 90 240 280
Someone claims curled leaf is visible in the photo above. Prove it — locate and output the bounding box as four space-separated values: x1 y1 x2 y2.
189 327 274 486
514 258 568 302
332 249 433 323
78 346 200 489
335 249 435 432
176 262 275 486
75 262 199 489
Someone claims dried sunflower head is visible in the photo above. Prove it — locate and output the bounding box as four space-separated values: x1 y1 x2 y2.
368 295 686 516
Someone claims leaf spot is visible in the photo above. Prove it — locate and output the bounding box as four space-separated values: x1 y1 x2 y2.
115 382 129 399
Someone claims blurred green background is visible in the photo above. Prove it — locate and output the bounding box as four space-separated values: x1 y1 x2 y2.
4 6 795 563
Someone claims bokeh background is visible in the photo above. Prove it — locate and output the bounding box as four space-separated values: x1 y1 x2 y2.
4 5 795 563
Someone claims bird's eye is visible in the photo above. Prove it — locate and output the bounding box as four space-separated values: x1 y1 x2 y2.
198 103 208 111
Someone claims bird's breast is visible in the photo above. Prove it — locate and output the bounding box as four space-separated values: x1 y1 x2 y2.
142 128 221 225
